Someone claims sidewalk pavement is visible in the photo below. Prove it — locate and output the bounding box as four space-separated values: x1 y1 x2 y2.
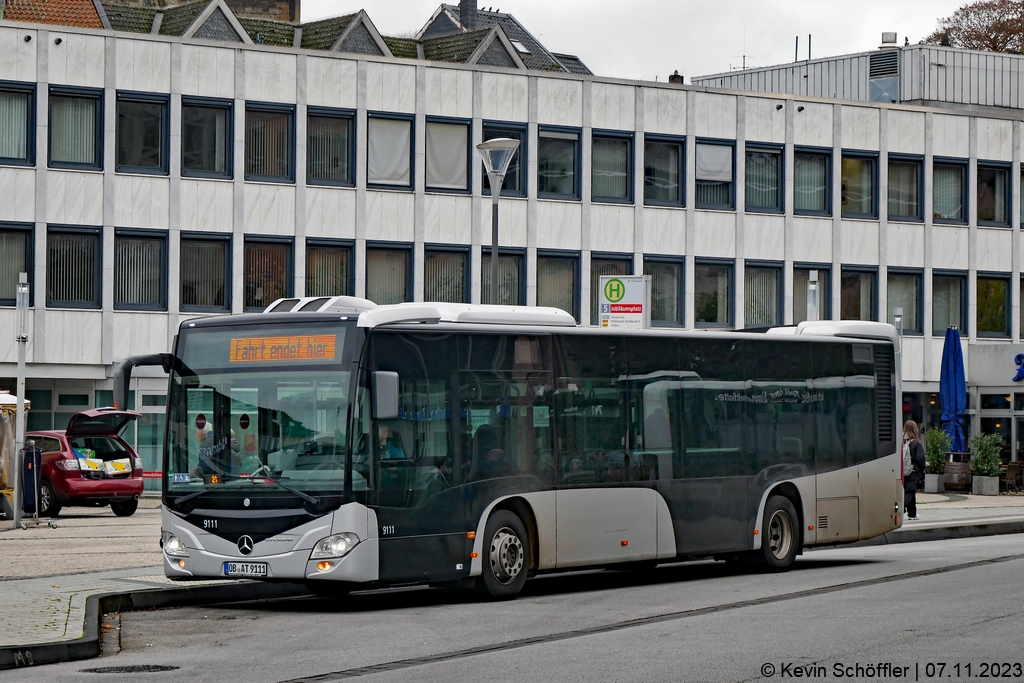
2 492 1024 669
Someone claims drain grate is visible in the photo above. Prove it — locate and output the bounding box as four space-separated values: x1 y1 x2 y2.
81 665 180 674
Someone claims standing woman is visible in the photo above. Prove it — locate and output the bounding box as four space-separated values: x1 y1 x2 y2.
903 420 926 520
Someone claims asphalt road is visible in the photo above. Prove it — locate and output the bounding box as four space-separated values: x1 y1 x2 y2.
7 534 1024 683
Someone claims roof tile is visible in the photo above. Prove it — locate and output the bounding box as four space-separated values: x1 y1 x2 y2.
158 0 210 36
238 16 294 46
4 0 103 28
102 3 157 33
421 26 490 63
299 12 356 51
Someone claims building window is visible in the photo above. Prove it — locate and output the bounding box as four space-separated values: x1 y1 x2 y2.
425 118 470 192
116 92 169 174
482 122 525 196
538 127 580 199
244 238 292 311
934 273 965 335
480 249 523 305
887 270 922 334
245 103 295 183
181 235 229 311
794 149 830 215
592 131 633 203
49 87 102 170
840 269 876 321
366 245 411 304
745 264 782 327
367 114 412 189
977 274 1010 337
0 224 32 306
644 135 683 206
307 108 354 186
745 145 783 213
840 153 877 218
0 82 34 166
888 156 922 221
538 252 579 320
182 98 231 178
977 163 1010 226
933 160 966 223
694 261 732 327
590 255 632 324
794 267 831 323
47 227 101 309
114 230 166 311
306 240 352 297
424 248 468 303
645 258 683 325
695 140 734 209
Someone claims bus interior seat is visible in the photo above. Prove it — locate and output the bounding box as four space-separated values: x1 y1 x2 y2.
268 448 296 473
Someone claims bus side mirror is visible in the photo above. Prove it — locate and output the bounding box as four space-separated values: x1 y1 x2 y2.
372 371 400 420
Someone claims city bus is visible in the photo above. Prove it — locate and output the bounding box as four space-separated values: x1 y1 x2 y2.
115 297 903 598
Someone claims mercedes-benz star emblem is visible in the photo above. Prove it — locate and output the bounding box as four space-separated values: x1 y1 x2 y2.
237 535 254 555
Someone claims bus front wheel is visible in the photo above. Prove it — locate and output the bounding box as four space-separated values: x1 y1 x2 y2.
759 496 799 569
481 510 530 599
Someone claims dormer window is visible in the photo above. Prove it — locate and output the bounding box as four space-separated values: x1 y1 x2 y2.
510 40 530 56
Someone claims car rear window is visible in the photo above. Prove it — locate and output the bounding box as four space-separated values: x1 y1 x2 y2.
69 436 130 461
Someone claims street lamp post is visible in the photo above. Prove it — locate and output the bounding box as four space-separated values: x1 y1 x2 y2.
13 272 28 528
476 138 520 305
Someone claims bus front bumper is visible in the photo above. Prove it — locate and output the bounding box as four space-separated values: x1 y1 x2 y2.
163 538 379 582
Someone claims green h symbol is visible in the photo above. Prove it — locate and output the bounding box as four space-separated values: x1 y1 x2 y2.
604 279 625 302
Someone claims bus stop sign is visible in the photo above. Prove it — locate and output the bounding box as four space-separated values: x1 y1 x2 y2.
598 275 651 330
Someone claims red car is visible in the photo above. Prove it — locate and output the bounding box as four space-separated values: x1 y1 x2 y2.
28 408 145 517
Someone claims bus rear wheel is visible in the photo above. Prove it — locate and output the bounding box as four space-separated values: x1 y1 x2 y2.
481 510 530 599
759 495 799 569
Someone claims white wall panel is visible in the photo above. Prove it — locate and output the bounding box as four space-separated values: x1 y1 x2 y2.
931 225 969 270
888 111 925 155
642 207 685 255
840 106 879 150
886 222 925 268
642 88 686 136
47 171 104 226
745 214 785 260
933 114 970 158
536 78 582 127
901 336 925 383
840 220 879 264
305 187 356 238
480 73 528 122
364 63 416 113
424 194 472 245
691 93 736 139
693 211 736 257
48 32 103 88
792 217 832 263
793 102 832 148
365 190 414 242
45 310 102 364
476 197 527 247
976 118 1013 161
589 204 634 252
115 40 171 93
180 46 235 99
243 52 297 104
243 184 296 234
0 168 36 223
305 56 357 109
744 97 786 144
977 228 1012 271
0 309 36 363
0 26 37 82
112 312 168 361
590 83 635 132
114 176 170 228
536 200 581 249
180 180 233 232
425 68 473 118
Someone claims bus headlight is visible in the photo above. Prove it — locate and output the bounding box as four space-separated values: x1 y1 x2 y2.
310 533 360 560
163 533 189 557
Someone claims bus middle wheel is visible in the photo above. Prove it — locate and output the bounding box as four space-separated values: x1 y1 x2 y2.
759 495 799 570
481 510 530 599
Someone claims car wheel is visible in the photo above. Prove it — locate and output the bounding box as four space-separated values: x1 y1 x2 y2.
110 499 139 517
480 510 530 599
39 480 61 518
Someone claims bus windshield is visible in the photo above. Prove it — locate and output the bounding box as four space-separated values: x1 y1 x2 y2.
166 321 354 501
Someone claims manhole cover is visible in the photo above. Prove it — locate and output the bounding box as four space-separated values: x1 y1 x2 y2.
81 665 180 673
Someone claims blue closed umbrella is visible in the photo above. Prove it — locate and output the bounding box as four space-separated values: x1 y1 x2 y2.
939 327 967 452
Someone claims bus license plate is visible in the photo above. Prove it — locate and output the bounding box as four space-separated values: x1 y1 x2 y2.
223 561 268 577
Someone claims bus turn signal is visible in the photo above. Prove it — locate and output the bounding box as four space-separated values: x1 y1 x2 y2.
466 531 476 539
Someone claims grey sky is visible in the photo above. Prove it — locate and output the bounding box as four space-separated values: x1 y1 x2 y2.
302 0 966 81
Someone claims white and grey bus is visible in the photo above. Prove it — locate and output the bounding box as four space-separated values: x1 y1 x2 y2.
115 298 903 598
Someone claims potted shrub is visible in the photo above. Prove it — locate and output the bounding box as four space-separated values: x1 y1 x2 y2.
970 432 1003 496
923 427 950 493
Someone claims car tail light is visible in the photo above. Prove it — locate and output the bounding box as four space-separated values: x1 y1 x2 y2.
132 456 144 470
55 459 80 471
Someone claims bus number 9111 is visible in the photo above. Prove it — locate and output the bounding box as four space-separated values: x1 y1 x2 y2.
381 525 395 536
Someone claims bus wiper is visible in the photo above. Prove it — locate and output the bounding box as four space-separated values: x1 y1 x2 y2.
249 466 320 505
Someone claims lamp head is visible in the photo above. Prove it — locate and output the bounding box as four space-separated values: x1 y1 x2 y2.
477 138 520 178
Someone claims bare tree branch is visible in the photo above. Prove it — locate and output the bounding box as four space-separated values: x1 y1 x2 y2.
925 0 1024 52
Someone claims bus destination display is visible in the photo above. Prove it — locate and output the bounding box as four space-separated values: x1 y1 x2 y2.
229 335 337 363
